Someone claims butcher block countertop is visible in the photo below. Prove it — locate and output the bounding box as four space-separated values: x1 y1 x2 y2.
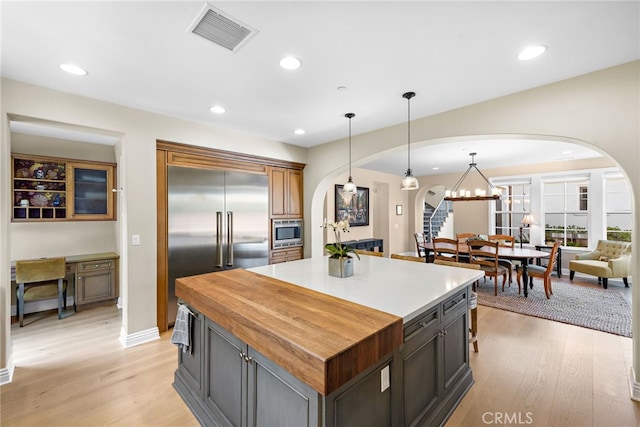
175 268 403 396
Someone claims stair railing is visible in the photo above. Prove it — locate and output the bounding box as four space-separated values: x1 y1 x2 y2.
427 197 450 242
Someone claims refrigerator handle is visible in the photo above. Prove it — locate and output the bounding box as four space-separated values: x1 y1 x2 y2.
216 211 223 268
226 211 233 266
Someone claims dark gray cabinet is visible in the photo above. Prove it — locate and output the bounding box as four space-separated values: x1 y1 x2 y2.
397 287 473 427
175 286 472 427
175 315 321 427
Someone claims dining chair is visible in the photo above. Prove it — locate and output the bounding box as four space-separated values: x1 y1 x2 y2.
468 240 508 296
455 233 476 262
355 249 384 257
390 253 424 263
433 259 481 353
432 237 459 262
489 234 516 285
517 242 560 299
15 257 70 327
413 232 427 258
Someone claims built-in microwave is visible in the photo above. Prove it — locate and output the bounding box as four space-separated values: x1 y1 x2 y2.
272 219 303 249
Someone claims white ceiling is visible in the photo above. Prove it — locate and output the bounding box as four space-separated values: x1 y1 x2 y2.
2 1 638 176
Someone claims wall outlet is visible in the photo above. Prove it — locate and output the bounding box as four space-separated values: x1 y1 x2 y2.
132 234 140 246
381 365 390 392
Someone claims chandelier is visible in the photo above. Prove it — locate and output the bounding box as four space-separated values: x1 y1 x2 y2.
443 152 501 201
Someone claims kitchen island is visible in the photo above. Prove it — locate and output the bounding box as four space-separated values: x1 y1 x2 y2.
174 256 483 427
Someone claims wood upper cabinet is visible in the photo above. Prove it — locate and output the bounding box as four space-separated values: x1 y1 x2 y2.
12 154 116 222
269 167 302 218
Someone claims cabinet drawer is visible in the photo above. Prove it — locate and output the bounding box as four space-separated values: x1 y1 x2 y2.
442 289 468 318
403 306 439 342
270 247 303 264
78 259 114 271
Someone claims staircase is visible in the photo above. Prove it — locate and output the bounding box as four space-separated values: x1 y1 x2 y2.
423 200 453 241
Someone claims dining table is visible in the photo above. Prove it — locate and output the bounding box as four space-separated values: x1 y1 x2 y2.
422 242 550 297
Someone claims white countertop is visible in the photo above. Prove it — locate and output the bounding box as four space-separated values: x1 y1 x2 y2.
249 256 484 322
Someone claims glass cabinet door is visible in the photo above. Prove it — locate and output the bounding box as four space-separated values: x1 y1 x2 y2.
68 162 116 220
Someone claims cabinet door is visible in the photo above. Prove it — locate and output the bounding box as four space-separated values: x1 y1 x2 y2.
76 261 116 306
269 247 303 264
67 162 116 220
270 168 287 217
176 309 205 398
205 319 247 427
442 311 469 394
399 329 441 427
286 169 303 217
247 347 319 427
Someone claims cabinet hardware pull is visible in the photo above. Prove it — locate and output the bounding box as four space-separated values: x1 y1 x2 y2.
239 352 244 359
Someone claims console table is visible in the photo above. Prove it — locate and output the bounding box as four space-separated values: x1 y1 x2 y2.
341 238 384 253
11 252 119 314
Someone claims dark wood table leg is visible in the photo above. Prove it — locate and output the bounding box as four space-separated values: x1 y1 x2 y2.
522 260 529 297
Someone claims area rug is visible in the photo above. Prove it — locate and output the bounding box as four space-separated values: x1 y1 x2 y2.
475 280 632 337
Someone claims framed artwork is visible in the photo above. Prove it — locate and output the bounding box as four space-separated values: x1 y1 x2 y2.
335 184 369 226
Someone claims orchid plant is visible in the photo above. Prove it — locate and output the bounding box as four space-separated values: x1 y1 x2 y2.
322 219 360 260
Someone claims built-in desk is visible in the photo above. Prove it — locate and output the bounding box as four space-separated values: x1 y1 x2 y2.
11 252 119 314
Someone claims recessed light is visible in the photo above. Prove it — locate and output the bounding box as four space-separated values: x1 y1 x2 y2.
59 63 88 76
337 86 347 92
432 167 440 170
209 105 226 114
518 45 547 61
280 56 302 70
293 129 305 135
561 150 572 154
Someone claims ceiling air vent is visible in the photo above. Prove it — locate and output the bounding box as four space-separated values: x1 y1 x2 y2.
188 4 258 53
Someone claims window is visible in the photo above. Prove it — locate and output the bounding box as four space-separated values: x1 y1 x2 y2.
605 175 632 242
493 182 531 243
543 178 589 247
579 186 588 211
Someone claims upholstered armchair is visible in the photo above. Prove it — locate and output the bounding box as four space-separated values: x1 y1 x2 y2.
569 240 631 289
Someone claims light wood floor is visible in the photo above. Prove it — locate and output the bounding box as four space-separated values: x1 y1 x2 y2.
2 276 639 427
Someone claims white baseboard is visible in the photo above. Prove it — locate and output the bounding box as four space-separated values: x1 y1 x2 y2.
0 358 14 386
629 367 640 401
116 297 123 309
119 326 160 348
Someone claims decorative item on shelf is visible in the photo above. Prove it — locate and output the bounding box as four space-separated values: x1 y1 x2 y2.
443 152 502 201
400 91 419 190
519 213 537 249
322 219 360 278
341 113 358 203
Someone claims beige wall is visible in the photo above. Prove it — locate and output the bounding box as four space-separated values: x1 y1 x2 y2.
304 61 639 383
1 61 639 385
0 78 307 372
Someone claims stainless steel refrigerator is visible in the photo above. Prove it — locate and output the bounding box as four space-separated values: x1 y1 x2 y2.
167 166 269 324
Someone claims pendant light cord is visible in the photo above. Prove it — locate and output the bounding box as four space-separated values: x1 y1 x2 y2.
407 95 411 171
349 116 352 177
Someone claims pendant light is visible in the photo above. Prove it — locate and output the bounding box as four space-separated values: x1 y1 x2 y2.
342 113 358 200
400 91 419 190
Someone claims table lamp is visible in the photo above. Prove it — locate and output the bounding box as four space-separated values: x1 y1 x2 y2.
519 214 536 249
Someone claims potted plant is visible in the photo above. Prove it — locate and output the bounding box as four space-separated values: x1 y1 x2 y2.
323 219 359 278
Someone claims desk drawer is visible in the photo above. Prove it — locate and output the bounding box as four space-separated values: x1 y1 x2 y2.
78 259 114 272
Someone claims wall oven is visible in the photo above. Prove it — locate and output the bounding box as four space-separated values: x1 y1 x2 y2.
272 219 303 249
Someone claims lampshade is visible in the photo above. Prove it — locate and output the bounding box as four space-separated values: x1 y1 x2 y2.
342 113 358 199
521 214 537 226
401 91 419 190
